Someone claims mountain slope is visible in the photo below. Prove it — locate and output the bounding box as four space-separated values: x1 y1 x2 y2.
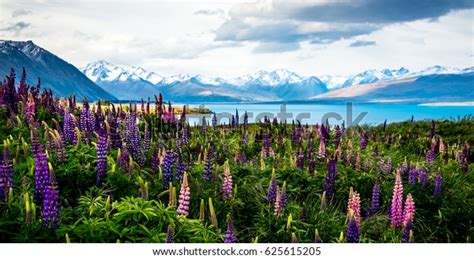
0 40 116 101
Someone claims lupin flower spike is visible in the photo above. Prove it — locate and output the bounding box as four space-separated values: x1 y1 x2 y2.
176 172 190 217
390 169 404 228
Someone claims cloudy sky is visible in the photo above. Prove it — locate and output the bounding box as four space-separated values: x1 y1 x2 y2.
0 0 473 77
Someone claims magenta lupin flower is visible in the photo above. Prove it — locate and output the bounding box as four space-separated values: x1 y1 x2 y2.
177 172 190 217
403 193 415 224
222 161 233 200
390 170 404 228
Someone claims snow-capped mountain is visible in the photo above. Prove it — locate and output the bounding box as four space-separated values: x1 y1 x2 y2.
340 67 410 88
226 69 306 87
81 60 164 84
409 65 465 77
0 40 116 101
318 67 410 89
319 74 349 89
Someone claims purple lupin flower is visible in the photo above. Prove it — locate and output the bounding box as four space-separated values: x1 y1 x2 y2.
334 125 342 147
162 148 175 189
369 179 381 216
222 161 233 200
181 127 189 146
87 107 96 133
418 168 427 189
165 224 173 243
150 146 159 175
433 170 443 197
235 109 239 128
176 172 190 217
370 144 378 155
426 150 435 170
360 132 369 149
203 145 213 182
126 110 144 166
43 169 59 229
296 149 305 170
408 165 418 185
0 145 13 199
142 124 150 152
96 126 108 186
402 214 414 243
119 146 131 174
80 99 90 131
211 114 217 130
243 111 248 131
224 215 238 243
323 157 337 202
107 110 121 149
308 152 316 176
63 111 77 144
347 209 360 243
34 144 50 204
403 193 415 224
390 170 404 228
267 170 278 203
52 130 67 163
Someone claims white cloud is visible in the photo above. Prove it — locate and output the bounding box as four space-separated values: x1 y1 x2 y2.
0 0 472 78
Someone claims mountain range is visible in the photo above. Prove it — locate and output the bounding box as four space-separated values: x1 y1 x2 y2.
82 60 473 103
1 40 473 103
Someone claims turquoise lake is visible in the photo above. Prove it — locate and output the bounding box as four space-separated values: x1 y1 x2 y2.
178 102 474 126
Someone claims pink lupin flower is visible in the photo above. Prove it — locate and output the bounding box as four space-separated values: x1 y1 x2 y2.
403 193 415 224
318 139 326 159
274 187 281 216
222 161 233 200
177 172 190 217
391 169 404 228
347 189 361 228
260 146 267 159
268 147 275 158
